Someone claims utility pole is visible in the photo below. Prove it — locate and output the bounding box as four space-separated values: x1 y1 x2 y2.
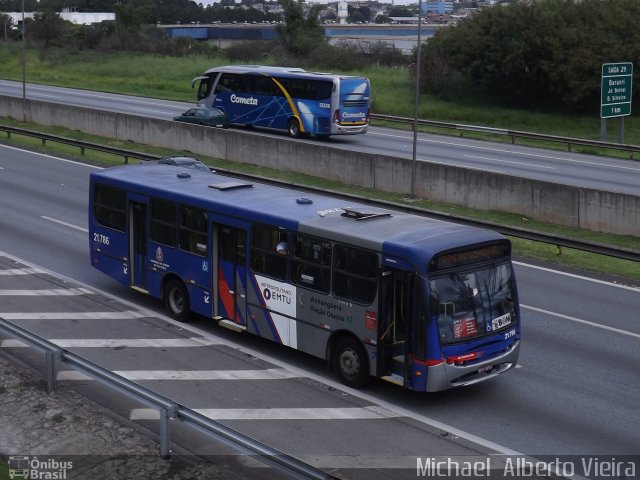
410 0 423 198
21 0 26 122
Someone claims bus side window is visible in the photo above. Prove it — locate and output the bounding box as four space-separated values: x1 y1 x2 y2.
215 73 236 93
254 76 279 97
314 80 333 100
93 184 126 232
251 224 287 280
178 205 208 256
197 77 213 101
291 234 331 293
333 245 377 305
150 198 177 247
235 74 248 93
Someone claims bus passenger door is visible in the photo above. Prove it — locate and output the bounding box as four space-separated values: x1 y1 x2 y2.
378 269 413 387
129 201 148 291
216 224 248 327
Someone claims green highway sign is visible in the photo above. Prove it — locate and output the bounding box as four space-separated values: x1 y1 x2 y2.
601 62 633 118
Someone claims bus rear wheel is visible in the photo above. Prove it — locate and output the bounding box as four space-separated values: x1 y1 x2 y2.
287 118 301 138
333 337 370 388
164 278 190 322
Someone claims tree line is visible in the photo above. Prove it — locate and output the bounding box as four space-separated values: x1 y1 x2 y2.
419 0 640 112
0 0 282 27
5 0 635 114
0 0 406 70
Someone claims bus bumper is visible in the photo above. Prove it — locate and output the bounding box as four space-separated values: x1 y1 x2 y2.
333 124 368 135
425 340 520 392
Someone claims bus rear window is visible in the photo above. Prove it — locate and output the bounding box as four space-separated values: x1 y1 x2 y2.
93 184 126 231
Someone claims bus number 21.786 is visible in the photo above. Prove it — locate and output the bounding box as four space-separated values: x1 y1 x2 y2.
93 233 110 245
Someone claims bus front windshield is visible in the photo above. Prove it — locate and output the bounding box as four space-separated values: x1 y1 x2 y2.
429 262 516 345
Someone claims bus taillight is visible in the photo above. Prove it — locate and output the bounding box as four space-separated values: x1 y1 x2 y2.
333 109 340 125
411 356 446 367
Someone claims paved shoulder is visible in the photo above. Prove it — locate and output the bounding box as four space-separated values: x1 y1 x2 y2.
0 353 257 480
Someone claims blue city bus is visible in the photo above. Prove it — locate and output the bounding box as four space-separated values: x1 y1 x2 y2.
191 65 370 138
89 157 520 391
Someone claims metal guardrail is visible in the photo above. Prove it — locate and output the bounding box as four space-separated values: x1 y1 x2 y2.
1 124 638 262
0 317 335 480
370 113 640 159
1 125 158 163
213 168 640 263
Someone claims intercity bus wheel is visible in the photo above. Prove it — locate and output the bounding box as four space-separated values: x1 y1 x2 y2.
287 118 301 138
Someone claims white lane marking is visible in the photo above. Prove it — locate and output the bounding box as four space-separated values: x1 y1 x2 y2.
417 157 505 174
127 106 178 115
513 261 640 292
41 216 88 232
0 143 102 168
29 85 182 108
372 130 640 171
0 268 45 275
118 368 300 380
58 368 299 381
32 93 64 100
0 311 147 320
522 304 640 340
131 405 398 421
0 288 92 296
1 337 219 348
464 154 554 169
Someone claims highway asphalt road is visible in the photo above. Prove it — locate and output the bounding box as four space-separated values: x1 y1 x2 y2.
1 79 640 197
1 146 639 475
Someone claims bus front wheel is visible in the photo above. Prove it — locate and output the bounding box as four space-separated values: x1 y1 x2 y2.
287 118 301 138
164 278 190 322
333 337 370 388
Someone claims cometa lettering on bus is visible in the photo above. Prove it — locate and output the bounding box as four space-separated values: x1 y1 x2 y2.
230 94 258 106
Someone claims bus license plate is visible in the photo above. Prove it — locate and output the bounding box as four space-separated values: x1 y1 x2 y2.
491 313 512 331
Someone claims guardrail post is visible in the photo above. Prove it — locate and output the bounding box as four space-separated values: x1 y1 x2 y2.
159 405 176 458
124 156 129 164
41 138 46 147
80 146 85 156
45 349 58 394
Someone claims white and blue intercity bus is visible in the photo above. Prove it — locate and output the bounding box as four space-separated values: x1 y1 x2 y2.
89 157 520 391
191 65 370 138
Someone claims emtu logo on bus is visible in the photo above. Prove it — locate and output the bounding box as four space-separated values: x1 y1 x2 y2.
230 94 258 106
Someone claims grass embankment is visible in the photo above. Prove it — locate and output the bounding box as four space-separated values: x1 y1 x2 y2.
0 45 638 282
1 44 639 146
